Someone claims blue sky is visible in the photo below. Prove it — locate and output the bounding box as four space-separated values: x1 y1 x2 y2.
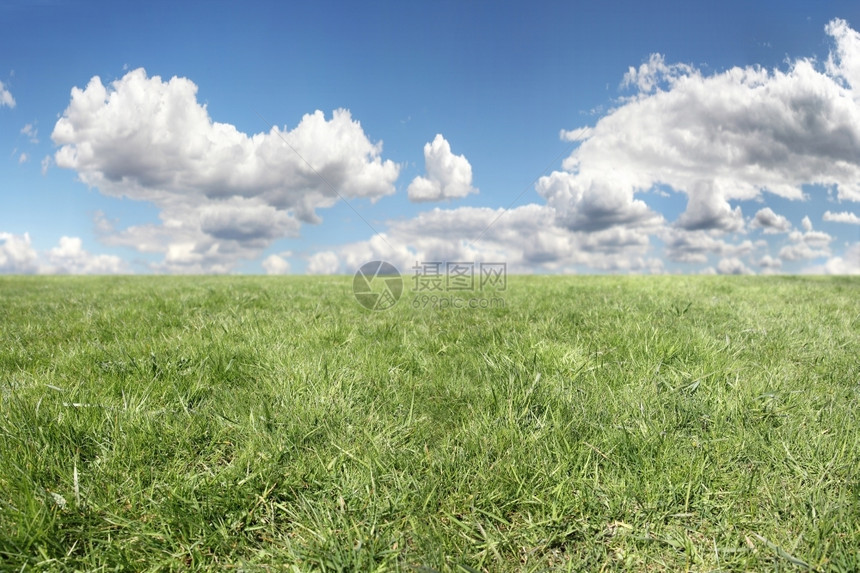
1 0 859 274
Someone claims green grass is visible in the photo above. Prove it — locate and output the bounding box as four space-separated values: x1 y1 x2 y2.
0 275 858 571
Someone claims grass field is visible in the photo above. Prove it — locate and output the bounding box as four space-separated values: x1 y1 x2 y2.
0 275 858 571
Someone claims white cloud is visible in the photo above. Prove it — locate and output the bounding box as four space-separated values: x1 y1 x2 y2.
675 187 745 232
0 232 38 273
751 207 792 233
779 221 833 261
825 19 860 91
717 257 754 275
536 169 664 232
20 123 38 143
822 243 860 274
621 53 694 94
823 210 860 224
291 18 860 276
539 19 860 241
803 243 860 274
662 228 753 264
758 255 781 268
332 204 664 276
40 155 51 175
262 253 291 275
560 127 592 142
44 236 126 274
0 80 14 108
307 251 340 275
52 68 400 272
40 20 860 276
18 152 28 164
407 134 478 202
0 233 127 275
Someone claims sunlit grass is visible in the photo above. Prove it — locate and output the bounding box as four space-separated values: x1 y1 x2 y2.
1 275 858 571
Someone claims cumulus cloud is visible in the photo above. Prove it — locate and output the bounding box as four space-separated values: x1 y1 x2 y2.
262 253 291 275
331 204 664 276
0 81 14 108
0 232 38 273
407 134 478 202
825 19 860 90
802 243 860 274
758 255 783 271
44 236 126 274
44 19 860 275
751 207 792 233
281 18 860 276
536 169 664 232
662 228 753 264
52 68 400 272
18 152 28 164
0 233 123 274
717 257 754 275
823 210 860 224
821 243 860 274
307 251 340 275
538 18 860 243
779 218 833 261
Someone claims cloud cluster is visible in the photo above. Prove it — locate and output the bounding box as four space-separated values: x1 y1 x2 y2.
303 19 860 277
42 20 860 276
0 232 125 274
816 243 860 274
407 134 478 202
52 68 400 272
302 203 664 276
539 19 860 236
662 228 753 264
779 217 833 261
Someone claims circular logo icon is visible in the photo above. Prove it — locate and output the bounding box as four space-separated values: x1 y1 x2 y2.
353 260 403 311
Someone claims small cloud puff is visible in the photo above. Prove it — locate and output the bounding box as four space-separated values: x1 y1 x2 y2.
751 207 792 233
408 134 478 203
20 123 38 143
0 81 14 108
823 210 860 224
307 251 340 275
262 253 291 275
